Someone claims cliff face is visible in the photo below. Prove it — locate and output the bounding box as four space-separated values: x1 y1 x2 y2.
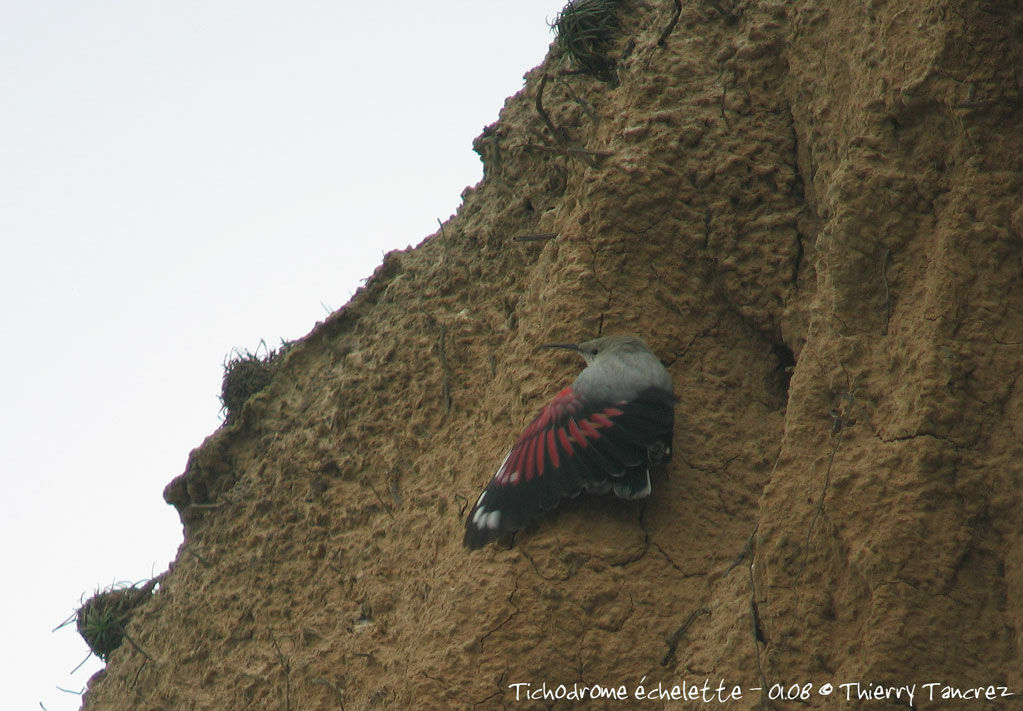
82 1 1023 709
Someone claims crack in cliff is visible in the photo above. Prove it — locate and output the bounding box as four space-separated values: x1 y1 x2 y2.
519 549 563 582
680 452 743 517
799 365 882 574
745 530 771 710
660 606 711 667
724 525 757 579
801 429 844 578
480 572 525 652
651 541 706 579
609 529 650 569
581 235 618 334
472 674 506 711
875 430 969 450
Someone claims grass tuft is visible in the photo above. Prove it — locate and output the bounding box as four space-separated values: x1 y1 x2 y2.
220 339 293 423
553 0 623 84
72 578 159 662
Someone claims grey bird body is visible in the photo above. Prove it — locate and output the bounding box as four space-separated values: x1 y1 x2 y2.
464 335 676 549
568 336 674 402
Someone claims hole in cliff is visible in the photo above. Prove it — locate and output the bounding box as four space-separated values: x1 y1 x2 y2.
772 342 796 404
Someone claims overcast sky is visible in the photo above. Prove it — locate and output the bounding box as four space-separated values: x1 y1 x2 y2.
1 3 561 708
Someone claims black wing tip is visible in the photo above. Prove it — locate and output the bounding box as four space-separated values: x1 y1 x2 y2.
466 517 493 552
464 521 521 550
463 524 492 550
463 500 510 550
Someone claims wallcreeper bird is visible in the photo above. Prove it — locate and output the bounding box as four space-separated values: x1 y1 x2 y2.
464 335 675 549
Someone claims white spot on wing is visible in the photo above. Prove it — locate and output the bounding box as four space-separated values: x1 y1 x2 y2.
472 506 488 526
483 510 501 531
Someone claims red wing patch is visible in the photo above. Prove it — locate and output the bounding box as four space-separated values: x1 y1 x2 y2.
464 386 675 549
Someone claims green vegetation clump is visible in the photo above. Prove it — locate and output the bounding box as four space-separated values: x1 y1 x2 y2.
553 0 623 84
75 579 158 662
220 340 293 423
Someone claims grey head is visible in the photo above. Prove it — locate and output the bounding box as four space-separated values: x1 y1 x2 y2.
538 334 656 365
538 334 673 398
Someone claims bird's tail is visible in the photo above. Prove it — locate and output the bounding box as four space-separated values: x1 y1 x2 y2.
611 468 652 499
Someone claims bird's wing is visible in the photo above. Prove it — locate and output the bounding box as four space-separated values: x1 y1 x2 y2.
463 386 674 549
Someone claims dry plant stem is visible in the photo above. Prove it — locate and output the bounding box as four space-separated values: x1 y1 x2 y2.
658 0 683 47
535 74 567 144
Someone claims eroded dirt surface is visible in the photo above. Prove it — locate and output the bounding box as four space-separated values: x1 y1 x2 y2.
83 1 1023 709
